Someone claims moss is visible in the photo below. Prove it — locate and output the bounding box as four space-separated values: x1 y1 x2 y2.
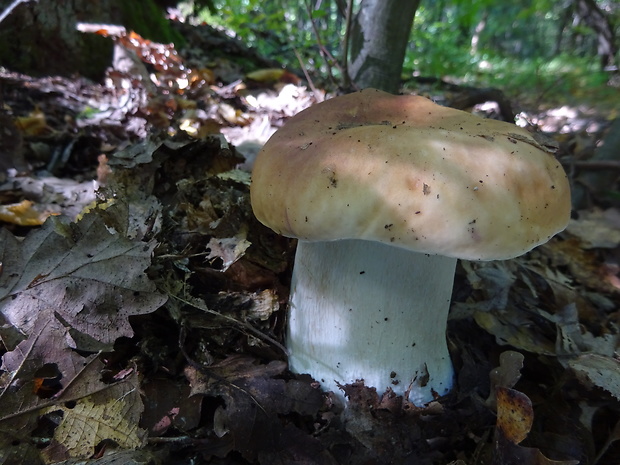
120 0 185 47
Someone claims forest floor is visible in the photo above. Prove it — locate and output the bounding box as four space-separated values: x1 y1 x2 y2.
0 19 619 465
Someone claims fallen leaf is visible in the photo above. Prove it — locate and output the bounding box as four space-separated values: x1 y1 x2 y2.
568 354 620 401
565 209 620 249
205 233 251 271
140 378 202 435
493 387 579 465
0 200 53 226
48 449 158 464
0 210 167 349
15 108 52 136
246 68 285 82
0 315 147 462
496 387 533 445
184 355 324 461
43 369 146 459
487 351 524 408
494 432 580 465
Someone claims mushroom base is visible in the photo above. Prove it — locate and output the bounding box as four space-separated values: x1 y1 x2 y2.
287 239 457 406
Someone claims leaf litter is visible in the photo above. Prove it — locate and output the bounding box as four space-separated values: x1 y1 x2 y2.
0 18 619 465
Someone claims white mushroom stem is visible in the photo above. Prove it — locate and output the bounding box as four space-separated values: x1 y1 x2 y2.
287 239 457 406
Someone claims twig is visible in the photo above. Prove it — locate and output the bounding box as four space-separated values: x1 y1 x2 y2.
0 0 33 25
293 47 322 101
169 293 288 356
147 436 194 444
341 0 354 90
303 0 344 88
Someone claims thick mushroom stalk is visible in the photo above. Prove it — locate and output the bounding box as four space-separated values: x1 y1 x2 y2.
288 239 456 405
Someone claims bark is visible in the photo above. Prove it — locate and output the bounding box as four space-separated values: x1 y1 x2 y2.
0 0 115 80
348 0 420 93
0 0 180 80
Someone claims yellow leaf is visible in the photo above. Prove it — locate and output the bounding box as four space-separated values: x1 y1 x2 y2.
246 68 285 82
0 200 54 226
45 371 147 458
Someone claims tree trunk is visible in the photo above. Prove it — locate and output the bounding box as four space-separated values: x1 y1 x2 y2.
0 0 114 80
348 0 420 93
0 0 180 80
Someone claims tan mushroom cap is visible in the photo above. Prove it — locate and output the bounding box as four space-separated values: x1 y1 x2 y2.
250 88 571 260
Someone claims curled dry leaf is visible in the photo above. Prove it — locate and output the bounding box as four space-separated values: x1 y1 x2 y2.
496 386 534 445
487 351 524 408
493 387 579 465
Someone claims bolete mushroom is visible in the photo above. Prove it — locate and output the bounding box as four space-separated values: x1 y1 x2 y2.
250 88 570 405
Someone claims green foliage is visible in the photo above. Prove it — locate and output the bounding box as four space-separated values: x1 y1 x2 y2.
406 13 476 77
470 54 616 104
185 0 615 100
183 0 346 80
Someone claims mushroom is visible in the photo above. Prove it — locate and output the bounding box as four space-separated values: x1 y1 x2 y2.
250 88 571 405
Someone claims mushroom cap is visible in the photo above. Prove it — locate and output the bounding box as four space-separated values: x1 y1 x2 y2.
250 88 571 260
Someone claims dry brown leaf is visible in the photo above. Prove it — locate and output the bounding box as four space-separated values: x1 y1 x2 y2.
141 378 202 436
496 387 534 445
493 387 579 465
0 315 146 462
184 355 324 461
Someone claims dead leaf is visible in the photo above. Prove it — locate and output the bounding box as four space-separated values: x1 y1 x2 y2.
47 449 158 464
487 351 524 408
15 108 52 136
473 309 557 356
246 68 301 85
565 209 620 249
246 68 286 82
494 432 580 465
0 315 147 461
0 209 167 350
206 233 251 271
568 354 620 401
493 387 579 465
0 200 53 226
43 368 146 459
0 316 85 430
496 387 534 445
184 355 324 461
140 378 202 435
